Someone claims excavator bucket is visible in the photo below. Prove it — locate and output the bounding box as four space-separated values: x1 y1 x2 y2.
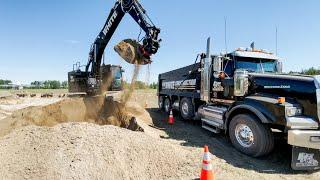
114 39 152 65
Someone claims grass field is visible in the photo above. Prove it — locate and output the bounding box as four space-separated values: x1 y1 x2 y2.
0 89 68 95
0 88 156 96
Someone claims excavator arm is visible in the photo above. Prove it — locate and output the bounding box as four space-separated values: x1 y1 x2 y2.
86 0 161 78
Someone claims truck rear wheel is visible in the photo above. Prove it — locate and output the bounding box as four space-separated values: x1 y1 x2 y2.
158 96 164 110
179 98 194 120
164 98 171 113
229 114 274 157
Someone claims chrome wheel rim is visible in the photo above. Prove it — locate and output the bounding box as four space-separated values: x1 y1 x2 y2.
164 100 170 112
159 98 163 109
235 124 254 147
181 102 188 115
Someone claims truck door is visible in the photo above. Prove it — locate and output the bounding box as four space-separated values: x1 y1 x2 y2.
212 56 235 99
211 56 224 99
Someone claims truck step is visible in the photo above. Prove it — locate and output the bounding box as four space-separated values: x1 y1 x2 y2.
198 105 226 133
202 118 224 129
202 120 221 133
198 105 227 127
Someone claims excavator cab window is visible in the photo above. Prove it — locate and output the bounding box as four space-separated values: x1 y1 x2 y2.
113 68 122 79
111 67 123 90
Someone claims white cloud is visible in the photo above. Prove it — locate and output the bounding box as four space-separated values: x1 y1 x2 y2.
65 40 80 44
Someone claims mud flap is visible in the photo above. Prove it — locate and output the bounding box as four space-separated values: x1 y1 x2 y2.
291 146 320 170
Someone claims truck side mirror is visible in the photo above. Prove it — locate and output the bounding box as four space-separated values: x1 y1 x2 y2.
213 56 223 78
276 61 283 73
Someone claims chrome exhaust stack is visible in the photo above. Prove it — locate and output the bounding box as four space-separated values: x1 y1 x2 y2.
200 37 212 103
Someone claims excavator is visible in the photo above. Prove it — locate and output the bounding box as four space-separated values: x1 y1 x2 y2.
68 0 161 95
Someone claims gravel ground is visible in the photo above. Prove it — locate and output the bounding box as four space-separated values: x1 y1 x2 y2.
0 96 61 121
0 123 200 180
147 108 320 179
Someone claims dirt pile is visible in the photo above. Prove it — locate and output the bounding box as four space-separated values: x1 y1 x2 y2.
0 123 200 179
0 96 152 137
0 95 23 105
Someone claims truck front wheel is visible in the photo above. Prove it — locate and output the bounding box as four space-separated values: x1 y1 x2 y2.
229 114 274 157
179 98 194 120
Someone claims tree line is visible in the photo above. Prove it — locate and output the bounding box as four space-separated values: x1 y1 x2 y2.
30 80 68 89
288 67 320 75
0 79 12 85
301 67 320 75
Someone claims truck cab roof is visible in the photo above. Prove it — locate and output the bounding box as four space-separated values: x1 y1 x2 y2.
228 49 280 60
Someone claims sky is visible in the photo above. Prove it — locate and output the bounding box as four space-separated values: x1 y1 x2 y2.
0 0 319 84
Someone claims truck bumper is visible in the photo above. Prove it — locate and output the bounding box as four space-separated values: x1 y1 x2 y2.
288 130 320 170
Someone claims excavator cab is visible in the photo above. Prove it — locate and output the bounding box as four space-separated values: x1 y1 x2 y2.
68 63 123 95
100 64 124 91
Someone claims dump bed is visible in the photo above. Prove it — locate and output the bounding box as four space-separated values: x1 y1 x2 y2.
158 62 201 98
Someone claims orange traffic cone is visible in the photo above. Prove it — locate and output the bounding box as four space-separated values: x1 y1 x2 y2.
200 145 214 180
168 109 174 124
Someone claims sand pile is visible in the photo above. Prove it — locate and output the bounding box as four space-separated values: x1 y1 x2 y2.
0 96 152 137
0 109 9 120
0 123 200 179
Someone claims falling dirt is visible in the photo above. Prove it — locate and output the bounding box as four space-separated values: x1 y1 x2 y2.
100 70 114 95
0 96 152 137
120 64 140 105
145 64 150 85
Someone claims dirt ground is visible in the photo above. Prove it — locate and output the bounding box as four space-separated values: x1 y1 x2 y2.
130 90 320 179
0 90 320 179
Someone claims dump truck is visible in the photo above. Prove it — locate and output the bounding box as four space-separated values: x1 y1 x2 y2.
158 38 320 170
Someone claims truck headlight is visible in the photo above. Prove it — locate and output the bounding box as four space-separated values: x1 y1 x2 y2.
310 136 320 142
286 107 303 117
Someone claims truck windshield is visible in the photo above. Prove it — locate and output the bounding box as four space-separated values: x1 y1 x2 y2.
236 58 277 73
